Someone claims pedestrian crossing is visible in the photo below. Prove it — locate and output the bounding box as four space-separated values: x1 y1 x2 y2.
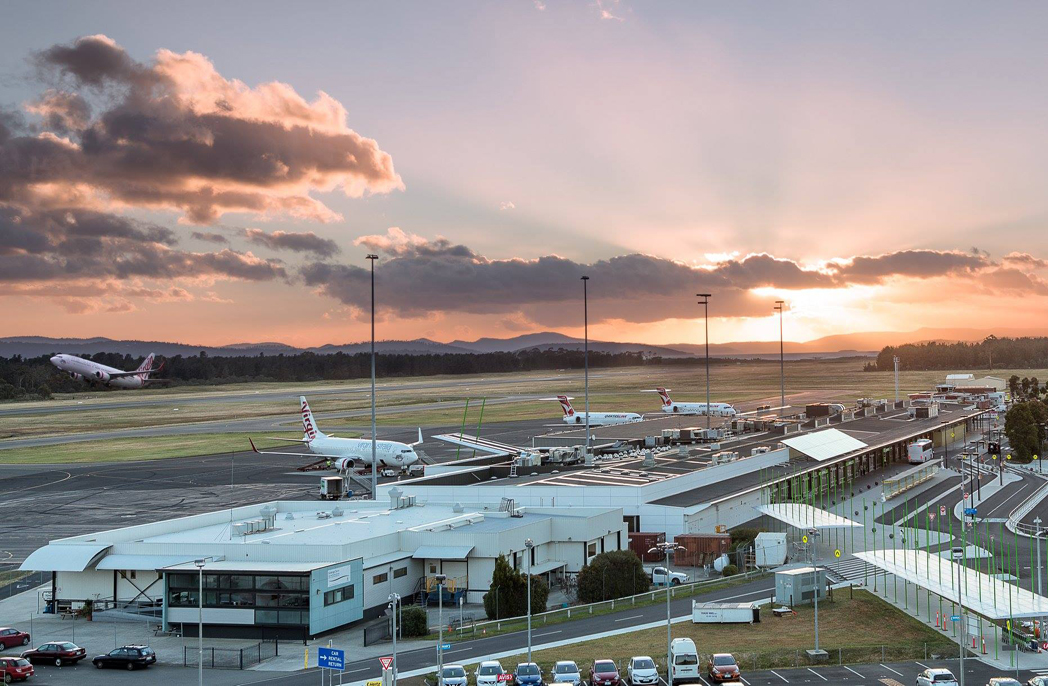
824 556 869 583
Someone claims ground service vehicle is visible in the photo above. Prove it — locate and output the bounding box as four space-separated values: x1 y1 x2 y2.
440 665 468 686
627 656 659 686
916 668 958 686
908 439 934 464
0 630 29 650
651 567 688 586
669 638 700 685
0 657 34 682
515 662 543 686
21 642 86 666
475 661 506 686
591 659 621 686
707 654 741 683
319 476 345 500
552 661 582 686
92 645 156 670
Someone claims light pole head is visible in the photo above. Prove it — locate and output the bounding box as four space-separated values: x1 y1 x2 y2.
581 275 589 281
525 538 534 549
194 559 206 569
366 254 378 261
434 573 447 584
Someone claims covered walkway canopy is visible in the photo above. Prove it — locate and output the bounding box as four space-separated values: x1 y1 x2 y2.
782 428 867 462
756 503 861 529
856 549 1048 619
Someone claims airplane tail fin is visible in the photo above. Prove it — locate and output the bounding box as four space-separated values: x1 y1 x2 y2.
300 396 324 440
557 395 574 416
656 387 672 406
136 353 155 372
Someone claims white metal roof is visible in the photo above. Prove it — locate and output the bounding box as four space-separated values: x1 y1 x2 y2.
529 559 567 575
756 503 861 529
856 549 1048 619
162 560 330 572
782 429 867 462
412 545 474 560
20 543 110 572
96 554 199 571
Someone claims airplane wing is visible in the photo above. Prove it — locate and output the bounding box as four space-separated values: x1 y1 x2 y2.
431 432 518 458
108 368 164 378
262 436 310 444
247 438 345 460
735 405 790 417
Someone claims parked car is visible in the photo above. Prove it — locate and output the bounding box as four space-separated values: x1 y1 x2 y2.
439 664 468 686
651 567 688 586
515 662 544 686
591 659 621 686
917 668 958 686
20 641 86 666
627 656 660 686
707 654 741 683
987 679 1022 686
552 661 582 686
0 630 29 650
475 661 506 686
1028 677 1048 686
0 657 34 683
91 645 156 670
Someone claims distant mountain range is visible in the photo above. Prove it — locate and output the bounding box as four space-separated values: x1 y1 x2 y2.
2 326 1043 360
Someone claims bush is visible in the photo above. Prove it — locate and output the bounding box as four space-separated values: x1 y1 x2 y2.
577 550 650 604
483 554 550 620
721 564 739 577
400 606 428 637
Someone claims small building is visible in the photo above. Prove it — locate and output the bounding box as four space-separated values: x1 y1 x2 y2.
21 496 627 639
775 566 827 606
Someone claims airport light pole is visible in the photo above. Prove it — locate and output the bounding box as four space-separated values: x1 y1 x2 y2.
649 542 684 684
956 520 967 686
435 574 447 675
195 558 205 686
367 253 379 500
525 538 534 662
806 528 822 652
697 294 712 432
581 276 590 456
774 300 785 416
388 593 400 684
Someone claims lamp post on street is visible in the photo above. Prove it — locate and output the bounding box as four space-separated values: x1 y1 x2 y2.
805 529 823 652
367 253 379 500
581 276 590 456
388 593 401 684
195 558 205 686
525 538 534 662
435 573 447 675
697 294 711 432
774 301 785 416
649 542 684 684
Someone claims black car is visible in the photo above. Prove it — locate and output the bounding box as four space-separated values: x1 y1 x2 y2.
92 645 156 670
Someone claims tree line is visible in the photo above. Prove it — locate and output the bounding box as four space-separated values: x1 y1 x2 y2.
867 336 1048 372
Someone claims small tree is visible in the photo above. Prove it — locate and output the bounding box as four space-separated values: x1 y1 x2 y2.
400 606 428 637
483 554 549 619
1005 402 1040 462
576 551 650 604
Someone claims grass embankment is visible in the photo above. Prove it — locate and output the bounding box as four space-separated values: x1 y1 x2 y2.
431 590 954 679
0 432 312 464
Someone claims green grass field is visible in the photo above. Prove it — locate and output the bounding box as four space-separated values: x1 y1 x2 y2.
0 432 316 464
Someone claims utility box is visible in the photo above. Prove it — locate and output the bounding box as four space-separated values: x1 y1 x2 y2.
775 566 827 606
320 476 345 500
754 532 788 567
691 601 760 624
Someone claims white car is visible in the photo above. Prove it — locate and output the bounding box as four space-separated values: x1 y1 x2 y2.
476 661 506 686
440 665 468 686
916 667 958 686
551 661 582 686
627 656 660 686
651 566 688 586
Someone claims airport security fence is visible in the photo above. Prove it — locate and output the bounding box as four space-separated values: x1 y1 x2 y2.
182 639 278 669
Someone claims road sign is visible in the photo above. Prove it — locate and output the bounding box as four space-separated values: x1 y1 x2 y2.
834 549 841 558
963 492 969 500
318 647 345 670
367 681 382 686
802 535 808 544
940 505 947 516
951 615 960 622
965 508 978 516
441 643 451 650
379 657 394 671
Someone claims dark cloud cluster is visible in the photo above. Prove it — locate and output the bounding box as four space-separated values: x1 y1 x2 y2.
245 228 340 258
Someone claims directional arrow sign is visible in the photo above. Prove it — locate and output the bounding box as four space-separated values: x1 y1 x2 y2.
379 657 394 671
834 550 841 558
441 643 451 650
965 508 978 516
951 615 961 622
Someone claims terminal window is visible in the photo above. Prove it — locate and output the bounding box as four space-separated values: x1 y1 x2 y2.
393 567 408 579
323 585 355 607
167 572 311 626
373 572 388 584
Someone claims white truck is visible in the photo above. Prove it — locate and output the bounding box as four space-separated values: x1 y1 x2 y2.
650 566 689 586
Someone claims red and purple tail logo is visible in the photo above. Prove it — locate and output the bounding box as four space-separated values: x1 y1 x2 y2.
557 395 574 416
301 400 317 440
656 387 672 406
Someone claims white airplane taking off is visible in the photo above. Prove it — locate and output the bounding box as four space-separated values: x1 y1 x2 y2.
555 395 642 426
49 353 168 389
249 396 423 472
649 387 737 416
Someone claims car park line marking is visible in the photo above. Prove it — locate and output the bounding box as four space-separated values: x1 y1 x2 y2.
768 670 789 682
806 668 828 681
878 664 903 676
533 630 561 637
739 678 751 685
615 615 644 622
696 677 710 686
842 665 864 678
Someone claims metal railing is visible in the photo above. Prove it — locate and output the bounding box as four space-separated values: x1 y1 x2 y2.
882 462 939 500
436 569 767 637
182 639 278 670
1007 478 1048 536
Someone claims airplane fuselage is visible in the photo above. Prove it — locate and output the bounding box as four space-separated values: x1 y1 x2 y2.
309 435 421 470
660 402 736 417
561 412 642 426
50 354 151 389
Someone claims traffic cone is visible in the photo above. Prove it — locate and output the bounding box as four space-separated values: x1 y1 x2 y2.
935 611 940 628
972 635 977 649
982 637 987 654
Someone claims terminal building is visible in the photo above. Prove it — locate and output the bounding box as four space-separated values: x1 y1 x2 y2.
20 492 627 638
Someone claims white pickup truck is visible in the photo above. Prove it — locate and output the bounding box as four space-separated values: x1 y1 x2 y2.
650 566 689 586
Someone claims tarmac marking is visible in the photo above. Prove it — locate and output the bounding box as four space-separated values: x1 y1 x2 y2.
768 670 789 682
806 668 828 681
878 664 904 676
842 665 865 678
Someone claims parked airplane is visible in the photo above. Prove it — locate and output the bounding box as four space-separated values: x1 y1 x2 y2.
648 387 737 416
554 395 642 426
49 353 168 389
249 396 423 471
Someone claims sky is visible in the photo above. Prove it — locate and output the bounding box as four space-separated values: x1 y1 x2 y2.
1 1 1047 347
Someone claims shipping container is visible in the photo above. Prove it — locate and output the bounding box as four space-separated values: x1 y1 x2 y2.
691 601 760 624
628 532 666 562
673 533 731 567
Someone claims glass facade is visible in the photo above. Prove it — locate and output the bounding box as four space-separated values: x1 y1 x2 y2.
167 572 317 626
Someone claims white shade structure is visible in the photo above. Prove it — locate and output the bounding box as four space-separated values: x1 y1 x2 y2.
782 428 867 462
856 548 1048 619
756 503 861 529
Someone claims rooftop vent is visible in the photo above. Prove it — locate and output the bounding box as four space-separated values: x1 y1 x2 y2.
285 512 295 520
453 503 464 513
332 506 344 518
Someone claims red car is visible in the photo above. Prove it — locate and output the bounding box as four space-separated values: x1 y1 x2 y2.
21 641 87 666
0 656 34 682
0 630 29 650
591 660 621 686
707 654 741 683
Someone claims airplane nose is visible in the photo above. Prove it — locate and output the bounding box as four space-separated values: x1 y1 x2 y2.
50 355 60 365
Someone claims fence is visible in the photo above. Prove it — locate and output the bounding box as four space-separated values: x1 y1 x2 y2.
364 616 391 646
182 639 278 669
441 569 768 638
882 462 939 500
1007 478 1048 536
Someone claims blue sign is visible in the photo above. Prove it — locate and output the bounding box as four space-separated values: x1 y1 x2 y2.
319 647 345 670
441 643 452 650
951 615 961 622
964 508 978 516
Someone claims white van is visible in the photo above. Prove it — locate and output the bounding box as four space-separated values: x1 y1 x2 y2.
669 637 700 685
